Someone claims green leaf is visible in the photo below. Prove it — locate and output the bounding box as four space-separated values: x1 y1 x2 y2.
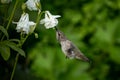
0 44 10 61
3 40 26 57
0 25 9 39
9 39 20 43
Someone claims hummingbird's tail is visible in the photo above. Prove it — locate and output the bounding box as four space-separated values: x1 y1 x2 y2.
76 54 90 63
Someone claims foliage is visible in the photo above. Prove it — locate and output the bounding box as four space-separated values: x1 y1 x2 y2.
0 0 120 80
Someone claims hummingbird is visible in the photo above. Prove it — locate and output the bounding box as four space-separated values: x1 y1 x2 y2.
55 27 90 62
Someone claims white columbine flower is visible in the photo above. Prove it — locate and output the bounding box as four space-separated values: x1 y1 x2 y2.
1 0 12 3
25 0 40 11
40 11 61 29
13 13 36 34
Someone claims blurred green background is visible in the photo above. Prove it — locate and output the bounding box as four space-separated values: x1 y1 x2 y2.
0 0 120 80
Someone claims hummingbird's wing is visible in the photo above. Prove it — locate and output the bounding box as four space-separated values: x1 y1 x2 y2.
67 41 90 62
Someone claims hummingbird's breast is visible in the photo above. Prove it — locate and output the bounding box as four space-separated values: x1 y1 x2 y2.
60 40 71 55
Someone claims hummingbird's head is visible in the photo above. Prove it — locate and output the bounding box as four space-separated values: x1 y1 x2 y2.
55 29 67 42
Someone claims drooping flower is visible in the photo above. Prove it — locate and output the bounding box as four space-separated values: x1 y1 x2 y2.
13 13 36 34
40 11 61 29
25 0 40 11
1 0 12 3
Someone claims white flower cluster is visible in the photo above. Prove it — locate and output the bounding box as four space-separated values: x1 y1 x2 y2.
13 0 61 34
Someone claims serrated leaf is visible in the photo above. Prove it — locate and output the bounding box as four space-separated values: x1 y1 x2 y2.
3 40 26 57
0 25 9 39
0 44 10 61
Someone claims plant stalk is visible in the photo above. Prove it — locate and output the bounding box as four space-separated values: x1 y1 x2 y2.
10 53 19 80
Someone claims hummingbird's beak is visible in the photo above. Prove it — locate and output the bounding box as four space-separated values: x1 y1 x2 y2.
54 27 58 31
54 27 60 41
54 27 61 37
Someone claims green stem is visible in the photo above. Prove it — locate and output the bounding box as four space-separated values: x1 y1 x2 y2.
6 0 19 30
29 11 44 34
10 53 19 80
35 11 44 28
1 0 19 41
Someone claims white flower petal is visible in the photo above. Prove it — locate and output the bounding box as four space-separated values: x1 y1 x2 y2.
29 21 36 26
53 15 61 18
40 19 45 24
12 21 18 24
